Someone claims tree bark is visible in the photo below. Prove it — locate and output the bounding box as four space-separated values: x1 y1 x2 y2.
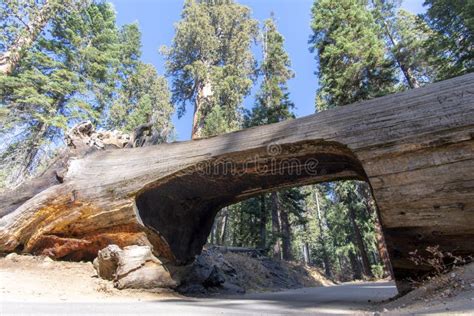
348 205 373 278
359 183 393 277
270 192 282 260
302 238 311 265
279 207 292 261
373 216 392 276
349 251 363 280
314 189 332 277
218 207 228 245
259 194 267 249
191 78 213 139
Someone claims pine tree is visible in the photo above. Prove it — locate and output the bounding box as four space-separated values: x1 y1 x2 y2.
310 0 396 110
279 188 307 261
335 181 373 278
245 17 295 126
0 1 121 186
423 0 474 79
371 0 446 88
0 0 85 75
107 24 174 143
163 0 258 139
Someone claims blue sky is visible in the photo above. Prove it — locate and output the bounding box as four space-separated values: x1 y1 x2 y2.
110 0 426 141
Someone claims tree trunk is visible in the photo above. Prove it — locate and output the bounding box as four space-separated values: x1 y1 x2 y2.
93 244 176 289
359 183 393 278
314 189 332 277
0 0 56 75
8 122 48 186
259 194 267 249
218 207 228 245
380 19 420 89
348 206 373 278
373 215 392 276
210 221 216 245
270 192 282 260
191 79 213 139
302 239 311 265
349 251 363 280
280 207 292 261
237 205 244 247
192 96 204 139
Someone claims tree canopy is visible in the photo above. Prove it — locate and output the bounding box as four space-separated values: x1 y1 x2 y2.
163 0 258 138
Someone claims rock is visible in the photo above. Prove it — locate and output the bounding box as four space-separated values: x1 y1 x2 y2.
177 248 244 295
203 266 225 287
94 244 121 281
5 253 20 261
94 245 176 289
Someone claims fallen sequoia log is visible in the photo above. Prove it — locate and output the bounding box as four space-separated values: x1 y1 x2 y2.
0 74 473 292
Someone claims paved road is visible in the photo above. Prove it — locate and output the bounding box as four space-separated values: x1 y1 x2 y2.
1 281 397 315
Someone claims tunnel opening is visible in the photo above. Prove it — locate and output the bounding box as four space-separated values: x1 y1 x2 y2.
135 139 390 269
206 179 393 286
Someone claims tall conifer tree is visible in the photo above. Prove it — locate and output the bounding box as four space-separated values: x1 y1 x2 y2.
163 0 258 139
423 0 473 78
0 1 121 185
107 24 174 143
371 0 446 88
310 0 395 110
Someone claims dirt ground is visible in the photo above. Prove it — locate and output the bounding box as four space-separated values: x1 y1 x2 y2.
375 263 474 314
0 253 178 302
0 252 331 302
222 251 333 292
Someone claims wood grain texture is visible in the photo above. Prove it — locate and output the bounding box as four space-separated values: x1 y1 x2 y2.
1 73 473 292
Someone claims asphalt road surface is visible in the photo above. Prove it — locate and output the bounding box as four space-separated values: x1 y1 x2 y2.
1 281 397 315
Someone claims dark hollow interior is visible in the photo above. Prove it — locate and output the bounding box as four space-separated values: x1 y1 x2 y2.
135 142 367 264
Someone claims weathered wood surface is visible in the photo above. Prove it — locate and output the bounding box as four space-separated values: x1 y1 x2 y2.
0 74 473 292
93 244 176 289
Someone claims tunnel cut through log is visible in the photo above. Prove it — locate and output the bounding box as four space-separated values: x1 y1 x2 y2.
135 140 367 264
